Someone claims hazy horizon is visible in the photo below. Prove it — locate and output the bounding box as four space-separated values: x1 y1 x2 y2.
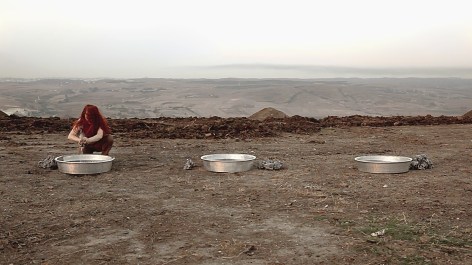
2 64 472 80
2 0 471 79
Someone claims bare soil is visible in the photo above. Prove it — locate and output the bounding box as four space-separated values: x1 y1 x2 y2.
1 115 472 264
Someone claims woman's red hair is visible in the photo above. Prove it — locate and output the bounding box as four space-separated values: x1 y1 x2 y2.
73 105 111 136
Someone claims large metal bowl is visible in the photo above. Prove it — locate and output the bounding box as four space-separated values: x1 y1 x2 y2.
355 155 412 174
201 154 256 173
55 154 115 175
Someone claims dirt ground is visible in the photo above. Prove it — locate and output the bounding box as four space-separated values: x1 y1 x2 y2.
1 115 472 264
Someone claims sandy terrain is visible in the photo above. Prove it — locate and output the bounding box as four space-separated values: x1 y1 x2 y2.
1 114 472 264
1 78 472 118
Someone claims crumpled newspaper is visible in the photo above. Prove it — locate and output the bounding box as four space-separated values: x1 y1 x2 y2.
38 155 58 169
371 229 386 237
256 159 284 170
410 154 433 170
183 158 195 170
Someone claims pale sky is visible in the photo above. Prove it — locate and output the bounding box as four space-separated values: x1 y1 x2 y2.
1 0 471 78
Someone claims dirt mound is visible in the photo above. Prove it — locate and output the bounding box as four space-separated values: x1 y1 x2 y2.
0 110 9 119
248 107 289 121
2 114 472 139
463 109 472 117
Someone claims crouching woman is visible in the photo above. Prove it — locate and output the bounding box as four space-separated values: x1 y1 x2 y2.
68 104 113 155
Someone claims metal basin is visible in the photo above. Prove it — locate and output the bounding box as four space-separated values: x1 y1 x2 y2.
355 155 412 174
55 154 115 175
201 154 256 173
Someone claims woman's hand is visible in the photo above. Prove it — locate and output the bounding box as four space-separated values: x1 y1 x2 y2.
79 137 88 146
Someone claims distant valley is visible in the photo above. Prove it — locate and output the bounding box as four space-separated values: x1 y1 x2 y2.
1 78 471 118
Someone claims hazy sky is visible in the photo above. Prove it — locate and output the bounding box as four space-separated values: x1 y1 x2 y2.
1 0 471 78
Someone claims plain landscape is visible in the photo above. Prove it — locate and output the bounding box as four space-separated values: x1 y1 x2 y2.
1 78 472 119
1 77 472 264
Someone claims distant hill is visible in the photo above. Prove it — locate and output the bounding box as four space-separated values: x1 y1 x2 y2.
249 107 289 121
463 110 472 117
0 110 9 118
